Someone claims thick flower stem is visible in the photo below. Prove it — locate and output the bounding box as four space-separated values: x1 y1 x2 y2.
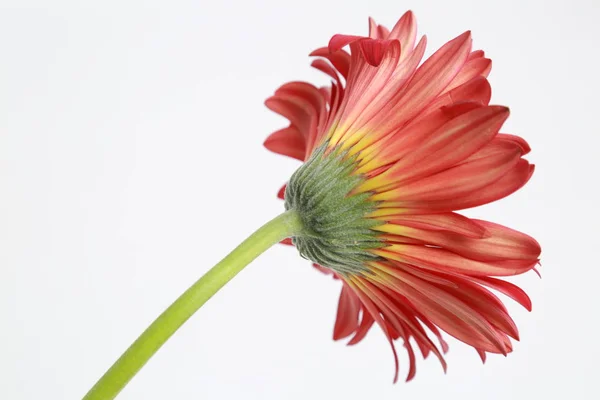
83 210 303 400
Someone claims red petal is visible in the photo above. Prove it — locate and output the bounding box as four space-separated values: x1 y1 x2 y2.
387 261 460 288
377 140 521 203
377 25 390 39
346 32 472 143
382 212 487 238
424 76 492 113
468 50 485 60
359 271 448 371
359 38 399 66
378 245 539 277
312 263 333 276
273 82 328 153
311 59 341 84
388 11 417 58
380 234 425 245
382 106 510 186
436 276 520 340
389 160 534 211
383 31 472 124
391 35 427 83
395 219 540 263
277 184 286 200
460 220 541 261
264 96 315 140
495 133 531 155
369 17 390 39
334 37 423 148
476 349 487 363
333 284 362 340
413 309 450 354
329 39 402 148
376 268 509 353
465 134 530 164
328 34 365 52
358 101 481 173
472 277 532 311
347 279 401 383
444 57 492 93
347 307 375 345
310 47 351 78
264 127 306 161
368 17 378 38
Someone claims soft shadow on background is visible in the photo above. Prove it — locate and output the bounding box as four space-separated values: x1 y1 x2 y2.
0 1 597 399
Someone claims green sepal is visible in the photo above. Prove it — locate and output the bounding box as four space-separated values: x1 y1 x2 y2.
285 144 384 276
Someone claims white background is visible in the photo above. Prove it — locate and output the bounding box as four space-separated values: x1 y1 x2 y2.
1 1 598 399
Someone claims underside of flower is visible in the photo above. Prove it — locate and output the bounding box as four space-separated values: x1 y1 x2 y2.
285 143 384 275
264 10 541 383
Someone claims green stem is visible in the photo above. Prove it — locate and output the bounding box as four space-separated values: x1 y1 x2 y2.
83 210 303 400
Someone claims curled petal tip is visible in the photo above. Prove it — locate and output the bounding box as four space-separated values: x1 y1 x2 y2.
328 34 362 52
359 38 400 66
308 47 324 57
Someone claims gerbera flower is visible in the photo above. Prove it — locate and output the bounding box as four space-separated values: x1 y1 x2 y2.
82 11 543 398
264 10 541 382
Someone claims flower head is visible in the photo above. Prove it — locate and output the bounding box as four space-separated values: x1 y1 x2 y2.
264 11 540 382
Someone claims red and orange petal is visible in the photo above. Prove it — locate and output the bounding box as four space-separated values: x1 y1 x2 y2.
264 10 540 382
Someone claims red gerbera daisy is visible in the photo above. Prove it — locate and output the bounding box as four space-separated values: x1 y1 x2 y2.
264 11 541 382
83 11 543 398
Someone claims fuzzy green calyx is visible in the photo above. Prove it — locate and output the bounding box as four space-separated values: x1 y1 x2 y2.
285 144 385 276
